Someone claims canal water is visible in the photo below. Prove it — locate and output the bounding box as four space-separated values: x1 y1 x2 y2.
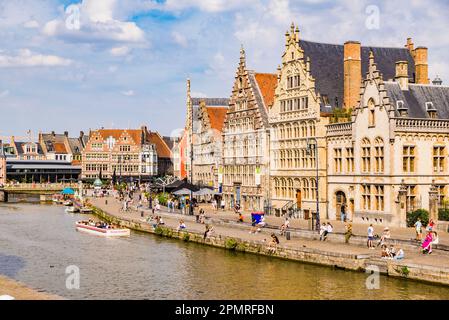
1 203 449 300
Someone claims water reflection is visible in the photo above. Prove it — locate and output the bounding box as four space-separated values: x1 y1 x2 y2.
1 203 449 300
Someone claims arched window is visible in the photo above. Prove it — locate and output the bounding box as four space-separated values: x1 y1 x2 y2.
301 121 307 137
302 179 309 199
308 121 316 137
310 179 317 200
361 138 371 173
374 137 384 173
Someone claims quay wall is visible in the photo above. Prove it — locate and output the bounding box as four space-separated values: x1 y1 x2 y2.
92 206 449 287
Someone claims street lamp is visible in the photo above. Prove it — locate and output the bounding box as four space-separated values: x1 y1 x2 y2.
306 138 320 232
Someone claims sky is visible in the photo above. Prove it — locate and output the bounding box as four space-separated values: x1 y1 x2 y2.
0 0 448 139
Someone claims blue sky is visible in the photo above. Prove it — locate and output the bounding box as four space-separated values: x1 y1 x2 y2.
0 0 448 138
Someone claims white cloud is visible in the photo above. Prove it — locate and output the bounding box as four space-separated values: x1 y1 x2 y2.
163 0 255 13
121 90 135 96
42 0 146 44
191 91 208 98
172 31 188 48
23 19 40 29
110 46 131 57
0 49 73 68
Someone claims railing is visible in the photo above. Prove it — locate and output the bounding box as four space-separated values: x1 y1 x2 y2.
3 183 79 191
326 122 352 136
280 200 302 219
395 118 449 132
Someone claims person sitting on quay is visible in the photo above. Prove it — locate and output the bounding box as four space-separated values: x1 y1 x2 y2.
319 223 327 241
377 227 391 247
394 247 405 260
237 213 244 223
203 224 215 239
388 245 397 259
267 233 280 253
177 220 186 232
280 218 290 236
381 244 389 259
199 209 206 224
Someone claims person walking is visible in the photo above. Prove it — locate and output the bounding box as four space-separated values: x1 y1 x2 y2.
340 203 347 222
414 218 423 241
367 224 375 249
220 199 225 211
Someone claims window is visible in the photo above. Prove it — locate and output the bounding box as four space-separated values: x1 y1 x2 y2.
374 138 384 173
334 148 343 173
374 185 384 211
362 184 371 210
346 147 354 172
403 146 415 172
368 99 375 127
436 185 446 205
433 146 445 173
310 179 317 200
406 185 417 212
361 138 371 173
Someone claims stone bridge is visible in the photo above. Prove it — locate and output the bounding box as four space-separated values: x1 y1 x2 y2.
0 183 80 202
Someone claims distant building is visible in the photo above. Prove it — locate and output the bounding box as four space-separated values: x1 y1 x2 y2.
39 131 88 164
81 126 159 182
9 136 45 160
148 131 173 177
5 160 81 183
0 141 6 185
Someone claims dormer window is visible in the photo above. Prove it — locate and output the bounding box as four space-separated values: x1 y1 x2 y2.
426 102 437 119
396 100 407 117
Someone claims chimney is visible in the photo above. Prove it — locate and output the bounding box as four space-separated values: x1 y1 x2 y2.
395 61 409 90
64 131 68 137
344 41 361 110
405 38 414 54
414 47 429 84
51 131 55 137
80 131 84 138
432 76 443 86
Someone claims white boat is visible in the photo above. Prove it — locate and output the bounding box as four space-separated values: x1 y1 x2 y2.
75 221 130 237
65 206 79 213
63 200 73 206
79 207 93 213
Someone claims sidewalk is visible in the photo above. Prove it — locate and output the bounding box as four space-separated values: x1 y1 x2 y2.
90 197 449 270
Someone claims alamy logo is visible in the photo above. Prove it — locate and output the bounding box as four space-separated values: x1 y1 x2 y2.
65 5 81 31
65 265 80 290
365 5 380 30
365 265 380 289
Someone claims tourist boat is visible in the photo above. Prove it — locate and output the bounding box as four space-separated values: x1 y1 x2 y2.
79 207 93 213
75 221 130 237
65 206 79 213
63 200 73 206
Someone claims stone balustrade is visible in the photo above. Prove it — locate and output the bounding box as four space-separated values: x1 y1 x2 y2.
395 118 449 132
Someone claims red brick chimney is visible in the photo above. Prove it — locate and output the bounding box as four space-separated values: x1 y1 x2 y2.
344 41 361 110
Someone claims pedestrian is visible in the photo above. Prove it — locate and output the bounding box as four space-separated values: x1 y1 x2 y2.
367 224 375 249
414 218 423 241
421 230 434 254
344 220 353 244
427 219 435 231
319 223 327 241
221 199 225 211
212 199 217 211
340 203 347 222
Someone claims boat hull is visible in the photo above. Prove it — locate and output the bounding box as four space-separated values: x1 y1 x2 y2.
75 223 130 237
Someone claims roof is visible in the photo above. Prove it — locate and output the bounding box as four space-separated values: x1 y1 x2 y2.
385 82 449 119
191 98 229 107
97 129 143 145
248 72 270 127
148 132 172 158
67 137 83 154
206 106 228 132
53 142 68 154
163 136 175 150
13 141 44 156
299 39 415 109
254 73 277 108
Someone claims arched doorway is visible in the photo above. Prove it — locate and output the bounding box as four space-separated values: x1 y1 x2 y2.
335 191 347 220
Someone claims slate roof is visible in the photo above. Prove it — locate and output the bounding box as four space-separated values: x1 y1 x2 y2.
384 82 449 119
67 137 84 155
299 39 415 109
13 142 44 156
191 98 229 107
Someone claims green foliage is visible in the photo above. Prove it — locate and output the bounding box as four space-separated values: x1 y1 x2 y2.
330 108 353 124
225 238 238 250
157 192 169 206
396 266 410 277
438 208 449 221
406 209 429 228
182 232 190 242
154 226 163 235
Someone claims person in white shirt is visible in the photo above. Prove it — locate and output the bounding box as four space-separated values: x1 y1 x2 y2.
367 224 375 249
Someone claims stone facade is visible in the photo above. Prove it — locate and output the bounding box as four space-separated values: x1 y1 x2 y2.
221 47 274 211
327 51 449 227
81 126 158 181
0 140 6 186
269 24 328 218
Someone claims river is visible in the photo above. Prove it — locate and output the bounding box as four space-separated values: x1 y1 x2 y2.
1 203 449 300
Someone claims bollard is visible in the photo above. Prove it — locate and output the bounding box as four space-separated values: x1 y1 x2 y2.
141 211 144 218
105 199 108 205
285 231 291 240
